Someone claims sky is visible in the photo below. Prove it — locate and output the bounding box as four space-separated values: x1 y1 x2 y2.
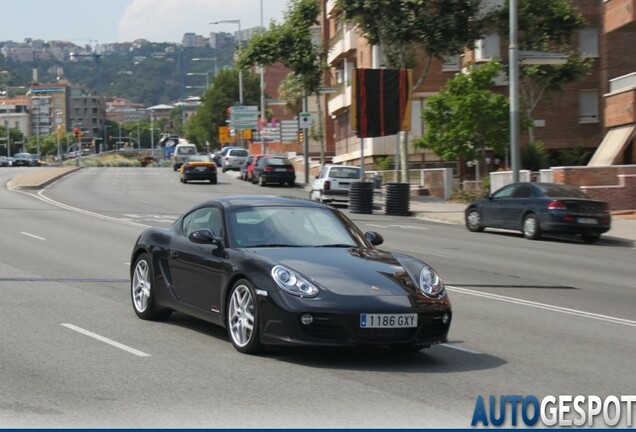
1 0 290 45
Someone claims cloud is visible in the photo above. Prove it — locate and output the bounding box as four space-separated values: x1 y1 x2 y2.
118 0 288 43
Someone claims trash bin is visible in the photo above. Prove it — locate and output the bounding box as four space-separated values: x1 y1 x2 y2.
385 182 410 216
349 181 374 214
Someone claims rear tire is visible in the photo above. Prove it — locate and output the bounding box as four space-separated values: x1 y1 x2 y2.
210 176 217 184
131 253 171 321
259 176 266 187
522 214 541 240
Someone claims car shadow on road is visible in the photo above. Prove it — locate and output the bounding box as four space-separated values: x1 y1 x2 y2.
162 314 506 373
482 230 634 248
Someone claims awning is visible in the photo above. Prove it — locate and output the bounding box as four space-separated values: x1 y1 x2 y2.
588 124 635 166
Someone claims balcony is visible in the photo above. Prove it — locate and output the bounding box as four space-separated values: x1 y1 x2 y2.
327 26 357 65
605 73 636 127
605 0 636 33
328 82 352 114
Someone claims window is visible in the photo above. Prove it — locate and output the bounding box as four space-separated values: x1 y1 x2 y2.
579 28 598 58
182 207 223 237
475 34 500 62
442 54 461 72
579 90 599 123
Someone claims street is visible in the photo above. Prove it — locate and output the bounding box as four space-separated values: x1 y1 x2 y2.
1 167 634 428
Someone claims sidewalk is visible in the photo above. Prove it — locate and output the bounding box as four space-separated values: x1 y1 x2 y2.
8 167 636 244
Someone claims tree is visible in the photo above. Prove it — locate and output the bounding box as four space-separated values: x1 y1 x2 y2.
413 61 509 179
488 0 593 143
336 0 484 180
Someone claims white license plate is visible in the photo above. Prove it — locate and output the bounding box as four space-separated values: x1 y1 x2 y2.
275 168 287 172
196 167 207 171
578 217 597 224
360 313 417 328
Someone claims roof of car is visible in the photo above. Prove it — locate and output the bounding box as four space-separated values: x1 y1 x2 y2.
195 196 326 211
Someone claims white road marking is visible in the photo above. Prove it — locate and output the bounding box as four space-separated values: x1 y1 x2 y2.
365 223 428 230
447 285 636 328
61 323 151 357
441 343 483 355
20 232 46 240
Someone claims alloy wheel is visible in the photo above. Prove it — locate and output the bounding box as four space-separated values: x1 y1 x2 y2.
132 259 151 313
228 284 255 348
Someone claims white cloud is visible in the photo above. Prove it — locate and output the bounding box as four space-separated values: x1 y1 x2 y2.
118 0 288 43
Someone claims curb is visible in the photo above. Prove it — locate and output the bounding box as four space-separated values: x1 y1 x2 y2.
8 167 81 190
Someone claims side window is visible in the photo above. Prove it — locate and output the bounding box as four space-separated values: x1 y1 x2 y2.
513 184 532 198
492 185 517 199
182 207 223 237
318 167 327 179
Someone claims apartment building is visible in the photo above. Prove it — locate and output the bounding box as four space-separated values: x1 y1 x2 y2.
321 0 636 173
590 0 636 165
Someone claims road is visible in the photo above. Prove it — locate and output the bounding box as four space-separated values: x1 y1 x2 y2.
1 167 635 428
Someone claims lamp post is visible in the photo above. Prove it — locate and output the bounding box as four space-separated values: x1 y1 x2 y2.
259 0 266 154
209 19 243 105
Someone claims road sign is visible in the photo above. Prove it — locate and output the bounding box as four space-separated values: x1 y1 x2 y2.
230 105 259 130
298 112 312 129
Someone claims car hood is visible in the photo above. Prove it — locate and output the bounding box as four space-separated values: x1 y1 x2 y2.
249 247 418 296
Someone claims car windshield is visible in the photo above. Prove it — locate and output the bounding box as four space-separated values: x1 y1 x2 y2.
227 206 363 248
539 184 590 199
265 157 291 166
178 147 196 155
230 150 248 157
187 155 212 163
330 167 360 179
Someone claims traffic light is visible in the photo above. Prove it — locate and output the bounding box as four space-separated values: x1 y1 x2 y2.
73 127 82 140
298 130 304 146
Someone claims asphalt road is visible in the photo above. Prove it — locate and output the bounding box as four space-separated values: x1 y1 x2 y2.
1 167 635 428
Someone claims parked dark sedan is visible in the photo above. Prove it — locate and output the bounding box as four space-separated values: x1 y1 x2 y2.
251 156 295 187
130 196 451 354
465 182 611 243
179 154 218 184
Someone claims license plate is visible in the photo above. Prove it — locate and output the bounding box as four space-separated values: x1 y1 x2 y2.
360 313 417 328
275 168 287 172
196 167 206 171
578 217 597 224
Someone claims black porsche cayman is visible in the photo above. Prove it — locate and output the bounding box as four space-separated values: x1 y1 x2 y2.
130 196 452 354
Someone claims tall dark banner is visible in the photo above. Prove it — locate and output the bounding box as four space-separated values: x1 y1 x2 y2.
351 68 412 138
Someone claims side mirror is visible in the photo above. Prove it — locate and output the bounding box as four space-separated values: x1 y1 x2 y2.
364 231 384 246
188 229 226 255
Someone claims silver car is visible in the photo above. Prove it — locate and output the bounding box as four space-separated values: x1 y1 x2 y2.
221 148 249 173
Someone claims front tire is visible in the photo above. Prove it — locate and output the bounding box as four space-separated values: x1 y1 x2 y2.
523 214 541 240
131 253 171 320
465 208 484 232
226 279 263 354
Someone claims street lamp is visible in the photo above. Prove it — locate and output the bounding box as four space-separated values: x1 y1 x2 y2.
209 19 243 105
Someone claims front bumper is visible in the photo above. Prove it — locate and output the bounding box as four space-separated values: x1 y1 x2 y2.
257 290 451 348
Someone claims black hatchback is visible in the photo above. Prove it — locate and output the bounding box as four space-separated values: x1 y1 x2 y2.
251 156 296 187
465 182 611 243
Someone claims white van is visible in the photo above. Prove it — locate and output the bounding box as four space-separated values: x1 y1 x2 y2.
171 142 198 171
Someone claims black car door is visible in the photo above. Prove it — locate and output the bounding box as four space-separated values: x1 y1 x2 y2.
503 183 533 229
167 206 228 315
481 184 519 227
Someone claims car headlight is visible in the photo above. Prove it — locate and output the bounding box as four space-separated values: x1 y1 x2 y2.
271 265 319 298
419 265 444 297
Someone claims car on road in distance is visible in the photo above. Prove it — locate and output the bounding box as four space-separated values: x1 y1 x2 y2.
464 182 611 243
13 152 32 167
130 196 452 354
30 154 46 166
244 154 272 182
0 156 8 167
310 164 361 205
239 155 255 180
221 148 249 173
213 145 242 167
171 142 198 171
251 156 295 187
179 154 218 184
